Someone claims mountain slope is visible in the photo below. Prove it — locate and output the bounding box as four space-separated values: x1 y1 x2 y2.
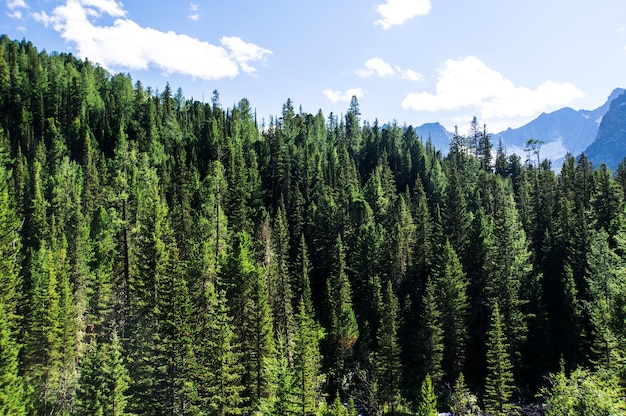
585 90 626 170
494 88 625 166
413 122 453 152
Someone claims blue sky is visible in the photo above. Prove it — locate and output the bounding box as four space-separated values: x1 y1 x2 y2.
2 0 626 133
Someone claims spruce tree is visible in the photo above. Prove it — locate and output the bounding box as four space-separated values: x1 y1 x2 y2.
373 280 402 409
415 277 444 385
484 303 515 416
416 374 437 416
200 281 244 416
434 240 469 383
293 298 323 415
0 155 26 414
325 236 359 386
0 301 26 415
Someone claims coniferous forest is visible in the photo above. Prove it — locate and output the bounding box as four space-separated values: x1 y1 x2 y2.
1 36 626 415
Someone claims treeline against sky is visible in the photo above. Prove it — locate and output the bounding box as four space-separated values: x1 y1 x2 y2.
1 36 625 415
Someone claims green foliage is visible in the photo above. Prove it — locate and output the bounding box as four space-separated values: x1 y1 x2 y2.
76 334 130 416
543 367 626 416
450 373 480 416
484 303 515 416
5 34 626 415
0 301 26 415
416 374 437 416
373 280 402 408
416 277 444 385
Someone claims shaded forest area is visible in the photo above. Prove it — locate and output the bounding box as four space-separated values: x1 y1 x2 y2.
0 36 625 415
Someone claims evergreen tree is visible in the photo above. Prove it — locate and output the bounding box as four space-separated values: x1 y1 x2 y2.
373 280 402 410
450 373 480 416
416 374 437 416
585 229 625 369
0 301 26 415
434 240 469 383
415 277 444 385
484 303 515 416
0 151 26 414
325 236 359 387
199 281 244 416
293 298 323 416
221 232 275 410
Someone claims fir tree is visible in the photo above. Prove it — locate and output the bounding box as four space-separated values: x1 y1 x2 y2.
373 280 402 410
434 240 469 383
200 281 244 416
416 374 437 416
484 303 515 416
0 301 26 415
415 277 444 385
293 298 323 415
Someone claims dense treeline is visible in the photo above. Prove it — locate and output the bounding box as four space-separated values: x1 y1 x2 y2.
1 35 625 415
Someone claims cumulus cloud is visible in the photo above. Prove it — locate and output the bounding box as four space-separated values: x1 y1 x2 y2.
6 0 27 18
323 88 366 104
356 58 395 78
32 0 271 80
7 0 28 9
356 57 423 82
374 0 431 30
401 56 585 120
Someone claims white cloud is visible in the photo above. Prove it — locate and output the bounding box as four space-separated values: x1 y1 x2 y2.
356 57 395 78
79 0 125 17
402 56 585 120
7 0 28 9
356 57 423 82
323 88 366 104
31 0 271 80
374 0 431 30
188 3 199 20
7 0 27 18
398 68 423 82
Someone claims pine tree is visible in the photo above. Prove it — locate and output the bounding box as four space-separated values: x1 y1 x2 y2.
199 281 244 416
0 153 26 414
0 301 26 415
585 229 625 369
325 236 359 385
221 232 275 410
373 280 402 410
415 277 444 385
484 303 515 416
267 204 295 349
76 341 106 416
450 373 480 416
269 334 299 416
22 239 79 415
293 297 323 416
416 374 437 416
434 240 469 383
104 333 130 416
76 334 130 416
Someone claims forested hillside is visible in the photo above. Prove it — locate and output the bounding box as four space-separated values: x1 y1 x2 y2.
1 36 625 415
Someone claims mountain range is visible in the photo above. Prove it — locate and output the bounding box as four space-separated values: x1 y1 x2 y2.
412 88 626 170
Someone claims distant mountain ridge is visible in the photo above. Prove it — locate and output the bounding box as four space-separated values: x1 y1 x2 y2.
494 88 625 167
410 88 626 169
413 122 453 152
585 90 626 170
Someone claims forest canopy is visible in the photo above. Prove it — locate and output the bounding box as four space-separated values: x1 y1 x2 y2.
1 35 626 415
